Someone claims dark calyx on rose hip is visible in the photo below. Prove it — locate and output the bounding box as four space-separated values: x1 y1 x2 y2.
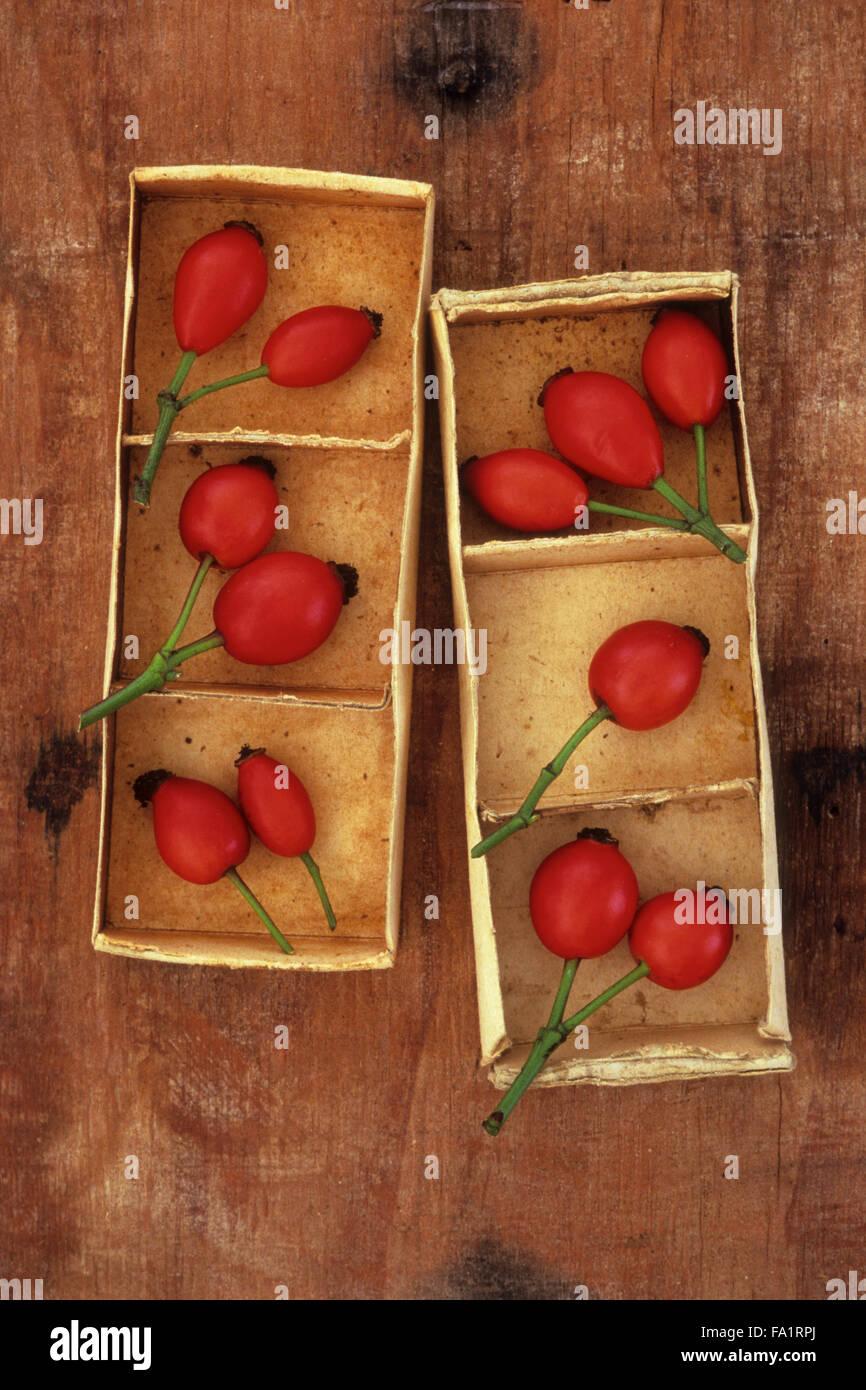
78 552 358 730
235 746 337 932
538 366 745 563
483 880 734 1137
471 619 709 857
133 768 294 954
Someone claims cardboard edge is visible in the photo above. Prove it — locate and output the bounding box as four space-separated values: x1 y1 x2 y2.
103 682 393 711
132 164 434 209
489 1043 796 1090
433 270 733 322
431 301 510 1064
93 931 394 972
478 777 760 821
731 277 790 1044
461 524 752 573
91 172 138 954
122 429 412 453
385 184 435 955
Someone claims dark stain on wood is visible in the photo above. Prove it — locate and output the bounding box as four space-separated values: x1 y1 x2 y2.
395 1 537 108
789 746 866 825
25 731 101 841
417 1235 568 1299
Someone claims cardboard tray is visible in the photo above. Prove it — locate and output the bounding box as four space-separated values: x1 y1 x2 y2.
91 165 434 970
430 270 793 1085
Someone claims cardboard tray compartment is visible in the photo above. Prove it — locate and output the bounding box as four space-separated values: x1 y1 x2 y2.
431 270 793 1084
92 165 434 970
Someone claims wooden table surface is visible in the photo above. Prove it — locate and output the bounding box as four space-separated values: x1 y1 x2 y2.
3 1 864 1300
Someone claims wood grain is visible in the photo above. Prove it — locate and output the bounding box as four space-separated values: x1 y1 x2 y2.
2 0 865 1299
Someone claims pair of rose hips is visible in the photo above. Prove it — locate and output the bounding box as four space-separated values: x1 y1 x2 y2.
462 309 743 563
530 829 731 989
473 616 724 1134
78 455 356 730
173 222 378 382
135 221 381 506
136 747 335 954
180 458 355 666
481 827 733 1137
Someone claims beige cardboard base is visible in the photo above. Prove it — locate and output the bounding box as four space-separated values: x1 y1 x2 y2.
101 692 393 948
469 549 758 811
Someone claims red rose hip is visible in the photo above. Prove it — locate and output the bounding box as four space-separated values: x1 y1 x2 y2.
529 830 639 959
141 772 250 885
542 370 664 489
237 749 316 858
629 889 733 989
641 310 729 431
262 306 380 388
461 449 589 532
178 458 279 569
213 551 355 665
589 620 708 730
173 223 268 356
236 747 337 931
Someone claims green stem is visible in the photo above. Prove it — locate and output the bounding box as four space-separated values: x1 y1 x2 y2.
133 349 196 507
482 959 650 1137
549 956 580 1027
78 654 170 730
482 958 579 1137
651 474 702 524
176 363 270 411
167 630 225 665
300 852 337 932
78 605 224 733
159 554 214 656
561 959 650 1031
225 868 294 955
694 423 709 515
587 500 688 531
652 476 746 564
471 705 611 858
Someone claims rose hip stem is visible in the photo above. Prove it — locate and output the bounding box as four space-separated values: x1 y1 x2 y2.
134 361 269 508
693 423 709 515
300 853 337 930
77 558 224 730
650 473 746 563
471 706 611 857
134 350 197 507
482 958 650 1137
587 500 689 529
224 867 294 955
175 364 270 410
